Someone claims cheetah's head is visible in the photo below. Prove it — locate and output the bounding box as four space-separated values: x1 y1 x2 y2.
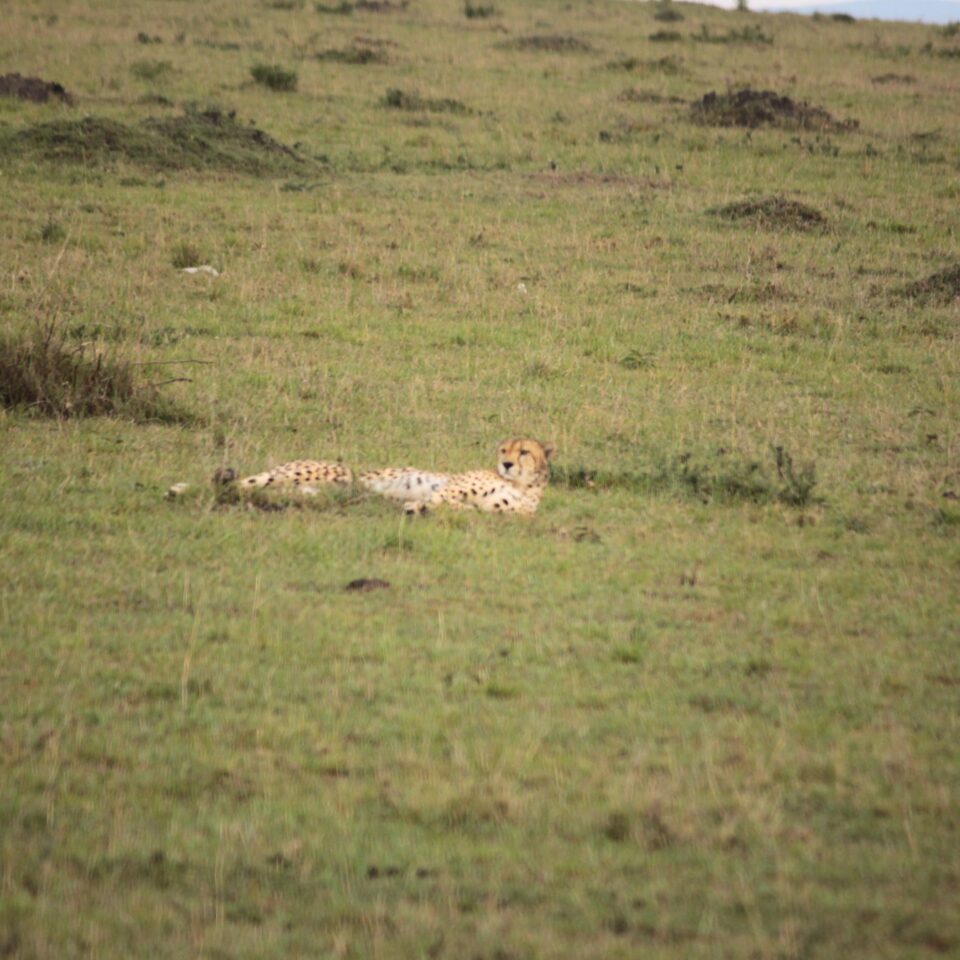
496 438 555 487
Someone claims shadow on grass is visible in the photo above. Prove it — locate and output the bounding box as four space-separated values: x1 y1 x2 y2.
553 445 820 507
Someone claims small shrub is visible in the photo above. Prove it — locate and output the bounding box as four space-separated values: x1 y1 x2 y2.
170 241 203 269
130 59 174 81
464 1 496 18
603 812 632 842
381 88 472 114
250 63 298 91
314 1 354 12
648 55 683 73
507 35 593 52
693 24 773 45
649 30 682 42
772 446 818 507
315 45 387 64
619 349 655 370
40 219 66 243
922 43 960 59
653 2 684 23
136 32 163 44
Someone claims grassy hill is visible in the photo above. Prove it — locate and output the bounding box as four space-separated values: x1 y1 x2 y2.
0 1 957 957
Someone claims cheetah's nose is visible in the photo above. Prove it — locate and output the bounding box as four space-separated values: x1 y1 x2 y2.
502 461 514 470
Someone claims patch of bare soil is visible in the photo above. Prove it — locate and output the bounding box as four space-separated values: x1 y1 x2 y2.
0 73 73 104
691 88 858 132
711 195 826 230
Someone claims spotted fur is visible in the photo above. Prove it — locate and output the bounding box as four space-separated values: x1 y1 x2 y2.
211 438 555 515
232 460 353 494
359 438 555 516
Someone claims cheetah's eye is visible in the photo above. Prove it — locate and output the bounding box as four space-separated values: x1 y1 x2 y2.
520 449 529 456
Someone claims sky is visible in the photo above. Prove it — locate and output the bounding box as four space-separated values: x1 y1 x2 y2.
674 0 960 20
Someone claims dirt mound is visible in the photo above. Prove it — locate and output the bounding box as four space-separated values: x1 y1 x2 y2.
691 88 858 132
1 108 311 175
0 72 73 104
898 263 960 304
711 195 826 230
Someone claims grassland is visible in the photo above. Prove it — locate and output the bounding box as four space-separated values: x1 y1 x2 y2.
0 0 958 957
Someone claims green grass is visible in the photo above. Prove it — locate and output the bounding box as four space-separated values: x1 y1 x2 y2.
0 0 958 957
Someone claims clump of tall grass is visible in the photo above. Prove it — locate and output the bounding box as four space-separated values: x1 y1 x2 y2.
0 321 193 422
250 63 298 91
464 1 497 17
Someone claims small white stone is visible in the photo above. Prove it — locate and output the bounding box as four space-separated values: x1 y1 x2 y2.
165 482 190 500
516 282 528 294
182 265 220 277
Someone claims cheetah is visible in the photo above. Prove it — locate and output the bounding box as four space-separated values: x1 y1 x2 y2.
201 438 555 516
223 460 353 496
359 438 555 515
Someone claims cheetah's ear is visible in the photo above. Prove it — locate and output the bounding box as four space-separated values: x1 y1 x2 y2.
541 441 556 461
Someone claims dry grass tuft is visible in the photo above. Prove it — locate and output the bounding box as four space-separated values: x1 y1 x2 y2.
0 322 193 422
